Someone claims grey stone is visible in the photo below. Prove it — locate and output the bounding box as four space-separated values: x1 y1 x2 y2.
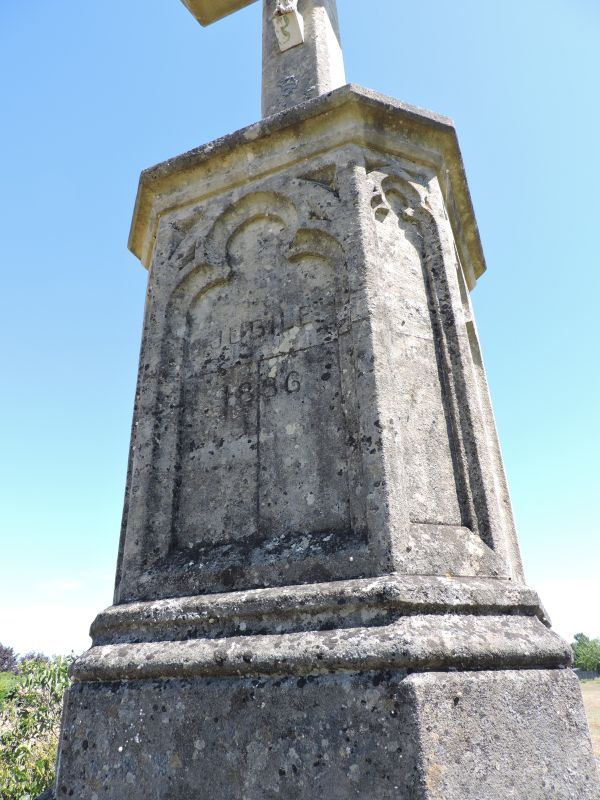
74 614 569 683
56 671 423 799
56 670 598 799
407 669 600 799
180 0 346 117
50 13 600 797
119 86 518 606
90 574 551 646
262 0 346 116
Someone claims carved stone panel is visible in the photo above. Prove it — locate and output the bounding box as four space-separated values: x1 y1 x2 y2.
366 161 510 578
155 191 360 590
116 148 519 604
369 173 464 528
175 361 259 551
258 342 350 543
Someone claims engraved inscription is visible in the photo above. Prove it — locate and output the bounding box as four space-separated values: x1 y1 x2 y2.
191 302 336 373
172 209 350 556
223 370 302 417
176 363 259 550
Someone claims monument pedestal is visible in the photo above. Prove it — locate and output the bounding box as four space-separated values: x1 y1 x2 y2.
53 86 599 798
58 668 597 799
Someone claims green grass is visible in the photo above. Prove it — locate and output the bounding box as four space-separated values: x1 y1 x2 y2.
0 672 18 706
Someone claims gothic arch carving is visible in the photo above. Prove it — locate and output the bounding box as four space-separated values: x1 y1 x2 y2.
287 227 344 265
369 167 493 547
140 188 355 580
203 191 299 269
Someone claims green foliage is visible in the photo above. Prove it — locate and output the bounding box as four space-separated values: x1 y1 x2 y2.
0 673 18 706
0 656 72 800
0 644 17 674
572 633 600 673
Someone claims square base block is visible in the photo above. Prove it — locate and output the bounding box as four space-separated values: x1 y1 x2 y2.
55 669 598 799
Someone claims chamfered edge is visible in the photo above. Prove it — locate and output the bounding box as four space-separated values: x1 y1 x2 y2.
180 0 258 26
128 84 487 287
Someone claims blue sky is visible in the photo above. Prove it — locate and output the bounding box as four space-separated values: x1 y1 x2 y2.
1 0 598 655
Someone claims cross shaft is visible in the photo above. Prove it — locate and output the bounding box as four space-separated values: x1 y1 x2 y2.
180 0 346 117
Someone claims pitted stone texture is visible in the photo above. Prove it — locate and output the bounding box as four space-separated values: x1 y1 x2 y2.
55 670 599 799
129 86 486 289
117 90 525 604
181 0 346 116
407 669 600 799
74 614 570 683
262 0 346 116
91 575 549 646
52 80 600 800
56 672 419 799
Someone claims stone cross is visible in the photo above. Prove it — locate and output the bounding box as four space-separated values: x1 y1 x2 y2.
48 0 600 795
180 0 346 116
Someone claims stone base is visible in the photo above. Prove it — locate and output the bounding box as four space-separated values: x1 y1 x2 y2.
55 668 598 799
408 670 599 799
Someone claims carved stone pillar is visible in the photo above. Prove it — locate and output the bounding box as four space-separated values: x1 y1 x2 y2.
53 86 599 799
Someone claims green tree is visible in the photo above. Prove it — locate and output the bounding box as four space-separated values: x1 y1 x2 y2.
0 643 17 673
0 656 72 800
572 633 600 673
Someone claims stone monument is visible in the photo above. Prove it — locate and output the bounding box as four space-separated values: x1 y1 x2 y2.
52 1 600 797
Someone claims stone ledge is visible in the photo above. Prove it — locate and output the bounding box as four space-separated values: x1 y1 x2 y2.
91 574 549 646
128 83 485 289
75 614 570 683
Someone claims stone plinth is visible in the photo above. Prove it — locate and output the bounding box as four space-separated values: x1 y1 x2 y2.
56 670 598 799
53 86 600 798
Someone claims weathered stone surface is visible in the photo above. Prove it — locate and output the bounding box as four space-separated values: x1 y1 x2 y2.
180 0 346 117
407 670 600 799
57 671 420 799
56 670 598 799
75 615 570 683
118 86 522 607
262 0 346 116
51 60 600 799
129 85 485 289
90 574 550 646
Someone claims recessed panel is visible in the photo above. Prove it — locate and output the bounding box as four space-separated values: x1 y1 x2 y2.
171 215 352 576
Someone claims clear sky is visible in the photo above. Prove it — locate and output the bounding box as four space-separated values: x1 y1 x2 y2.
1 0 598 656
